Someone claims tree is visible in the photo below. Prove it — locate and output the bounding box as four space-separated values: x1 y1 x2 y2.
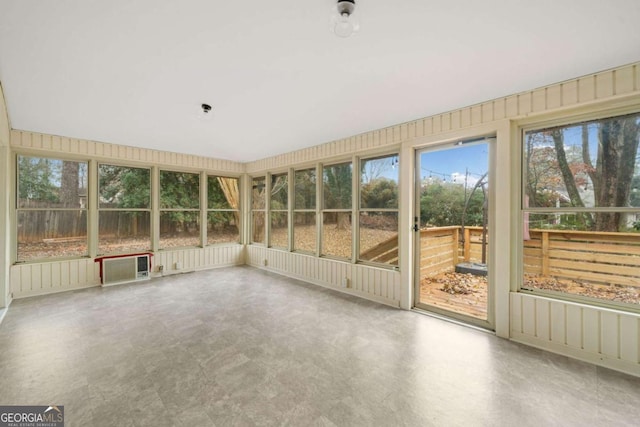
361 177 398 209
99 165 150 208
590 117 640 231
420 178 484 227
18 156 59 205
324 163 352 230
160 171 200 234
530 115 640 231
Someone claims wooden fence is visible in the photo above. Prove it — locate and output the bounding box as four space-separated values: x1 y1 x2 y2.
524 229 640 287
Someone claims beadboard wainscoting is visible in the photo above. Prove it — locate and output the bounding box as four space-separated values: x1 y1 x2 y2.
510 293 640 377
10 245 244 298
153 245 245 277
246 245 401 307
10 258 100 298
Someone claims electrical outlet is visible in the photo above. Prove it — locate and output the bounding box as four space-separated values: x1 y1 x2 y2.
175 261 182 270
157 265 164 272
342 277 349 288
263 259 268 266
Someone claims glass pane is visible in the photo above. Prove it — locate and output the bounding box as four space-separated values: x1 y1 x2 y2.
361 155 399 209
523 213 640 305
159 211 200 248
99 164 150 209
418 142 490 321
294 212 316 253
17 210 87 261
359 212 398 265
18 156 88 208
252 211 265 244
295 169 316 209
322 212 352 259
270 173 288 209
270 211 288 249
160 171 200 209
99 211 151 254
252 177 266 209
323 163 352 209
208 176 239 210
525 212 594 232
524 112 640 212
207 211 240 245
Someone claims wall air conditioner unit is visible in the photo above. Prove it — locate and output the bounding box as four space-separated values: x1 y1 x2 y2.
102 254 150 286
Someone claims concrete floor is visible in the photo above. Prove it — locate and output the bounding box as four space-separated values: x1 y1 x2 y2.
0 266 639 426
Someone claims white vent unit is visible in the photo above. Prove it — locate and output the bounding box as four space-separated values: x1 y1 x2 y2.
102 254 150 286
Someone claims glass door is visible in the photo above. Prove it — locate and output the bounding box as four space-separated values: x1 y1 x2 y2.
414 138 493 328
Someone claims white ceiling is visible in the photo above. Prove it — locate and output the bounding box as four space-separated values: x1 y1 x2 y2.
0 1 639 163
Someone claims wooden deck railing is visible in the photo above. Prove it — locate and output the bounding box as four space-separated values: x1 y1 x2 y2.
363 226 640 287
420 226 487 278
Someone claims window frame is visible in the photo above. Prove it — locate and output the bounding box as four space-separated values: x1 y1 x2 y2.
158 169 202 250
357 153 400 268
206 175 241 246
97 162 152 256
15 154 89 263
292 166 318 255
320 160 354 261
250 175 267 245
519 109 640 312
268 171 290 250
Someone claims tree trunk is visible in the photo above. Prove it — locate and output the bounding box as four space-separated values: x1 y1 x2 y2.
552 130 590 228
60 161 79 236
593 117 640 231
336 212 350 230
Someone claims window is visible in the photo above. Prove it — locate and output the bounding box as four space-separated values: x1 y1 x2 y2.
98 164 151 254
293 168 316 253
359 155 399 266
207 176 240 245
17 156 88 261
522 112 640 307
269 173 289 249
251 176 266 244
159 170 200 248
322 162 352 259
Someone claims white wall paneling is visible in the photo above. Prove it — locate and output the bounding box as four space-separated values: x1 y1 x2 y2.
246 245 400 307
11 130 244 174
11 258 100 298
10 245 244 298
153 245 245 276
511 293 640 377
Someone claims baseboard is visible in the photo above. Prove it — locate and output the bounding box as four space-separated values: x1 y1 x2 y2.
510 331 640 378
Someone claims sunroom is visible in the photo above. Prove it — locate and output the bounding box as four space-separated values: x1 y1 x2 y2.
0 1 639 424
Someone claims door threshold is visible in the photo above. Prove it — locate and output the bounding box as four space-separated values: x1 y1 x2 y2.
411 307 495 334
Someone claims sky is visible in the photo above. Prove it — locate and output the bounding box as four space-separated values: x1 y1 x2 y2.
420 142 489 187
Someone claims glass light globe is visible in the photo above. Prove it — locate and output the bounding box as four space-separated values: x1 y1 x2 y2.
331 1 359 38
334 13 355 38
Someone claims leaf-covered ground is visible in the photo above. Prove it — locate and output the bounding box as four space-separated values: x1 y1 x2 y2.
18 226 398 261
421 271 640 320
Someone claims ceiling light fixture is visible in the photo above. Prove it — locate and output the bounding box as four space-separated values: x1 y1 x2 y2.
197 103 213 121
332 0 359 38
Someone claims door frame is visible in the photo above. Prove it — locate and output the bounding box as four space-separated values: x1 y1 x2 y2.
413 136 496 330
